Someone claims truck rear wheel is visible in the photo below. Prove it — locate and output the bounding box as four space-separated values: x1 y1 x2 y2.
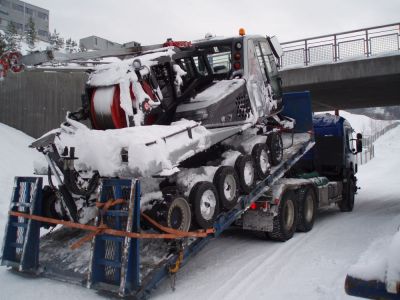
213 166 239 210
339 175 355 212
189 181 219 229
235 155 256 193
251 143 270 179
297 187 317 232
268 190 298 242
267 132 283 166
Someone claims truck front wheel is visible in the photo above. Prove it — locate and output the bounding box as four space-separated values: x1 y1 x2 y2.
268 190 298 242
297 187 317 232
339 175 355 212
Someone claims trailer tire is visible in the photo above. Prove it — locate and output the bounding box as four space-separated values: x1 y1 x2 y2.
235 155 256 194
190 181 219 229
267 132 283 166
339 175 355 212
268 190 298 242
213 166 239 210
297 187 317 232
251 143 270 179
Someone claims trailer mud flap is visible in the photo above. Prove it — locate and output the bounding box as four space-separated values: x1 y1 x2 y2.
242 210 274 232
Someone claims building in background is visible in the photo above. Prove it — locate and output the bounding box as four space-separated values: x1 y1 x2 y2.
79 35 141 51
79 35 121 51
0 0 49 41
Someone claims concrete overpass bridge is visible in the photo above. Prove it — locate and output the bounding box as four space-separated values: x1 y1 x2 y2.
279 23 400 111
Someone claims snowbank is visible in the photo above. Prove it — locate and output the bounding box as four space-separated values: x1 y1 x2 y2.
0 123 45 233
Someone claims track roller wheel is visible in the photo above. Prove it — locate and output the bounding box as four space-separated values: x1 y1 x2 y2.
146 195 192 232
267 132 283 166
297 187 317 232
251 143 270 179
166 196 192 231
213 166 239 210
268 190 298 242
189 181 219 229
235 155 256 194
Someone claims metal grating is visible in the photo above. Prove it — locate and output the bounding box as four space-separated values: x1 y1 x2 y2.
235 94 251 119
281 48 305 67
370 34 399 55
338 39 365 60
104 239 118 283
308 44 334 64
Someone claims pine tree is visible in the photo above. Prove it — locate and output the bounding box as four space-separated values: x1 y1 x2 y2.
49 29 64 50
0 32 6 55
5 22 21 52
25 17 37 52
65 38 72 52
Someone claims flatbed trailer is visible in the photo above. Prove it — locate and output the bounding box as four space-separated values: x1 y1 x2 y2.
1 92 315 299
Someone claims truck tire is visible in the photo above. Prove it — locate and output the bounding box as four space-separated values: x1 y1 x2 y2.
235 154 256 194
251 143 270 179
267 132 283 166
339 175 355 212
213 166 239 210
297 187 317 232
268 190 298 242
189 181 219 229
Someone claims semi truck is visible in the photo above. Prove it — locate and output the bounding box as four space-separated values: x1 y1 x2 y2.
1 30 362 298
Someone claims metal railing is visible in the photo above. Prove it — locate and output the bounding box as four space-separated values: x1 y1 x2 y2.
355 122 399 165
279 22 400 69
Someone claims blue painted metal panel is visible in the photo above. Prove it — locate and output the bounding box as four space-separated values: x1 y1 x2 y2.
282 91 313 133
1 177 42 272
345 275 399 300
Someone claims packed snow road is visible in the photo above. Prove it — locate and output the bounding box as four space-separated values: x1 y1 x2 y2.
0 123 399 299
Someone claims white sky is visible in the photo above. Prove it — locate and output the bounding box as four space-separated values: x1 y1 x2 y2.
28 0 399 45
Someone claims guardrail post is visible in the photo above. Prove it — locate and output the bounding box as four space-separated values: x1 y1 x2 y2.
365 29 370 57
333 34 338 61
304 39 308 66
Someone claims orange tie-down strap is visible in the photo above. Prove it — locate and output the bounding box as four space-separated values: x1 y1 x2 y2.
9 199 215 250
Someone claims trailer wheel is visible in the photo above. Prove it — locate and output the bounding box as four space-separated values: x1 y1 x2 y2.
251 143 270 179
297 187 317 232
235 155 256 193
190 182 219 229
213 166 239 210
268 190 298 242
267 132 283 166
339 175 355 212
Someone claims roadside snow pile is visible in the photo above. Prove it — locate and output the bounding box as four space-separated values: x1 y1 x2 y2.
52 118 210 177
347 125 400 285
0 123 45 232
348 230 400 283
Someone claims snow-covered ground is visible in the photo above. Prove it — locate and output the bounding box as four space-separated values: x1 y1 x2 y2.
0 113 399 299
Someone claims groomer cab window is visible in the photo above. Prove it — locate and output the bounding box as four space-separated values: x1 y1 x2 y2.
253 39 282 99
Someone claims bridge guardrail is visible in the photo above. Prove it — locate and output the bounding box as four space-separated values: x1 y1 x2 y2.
280 22 400 69
356 122 400 165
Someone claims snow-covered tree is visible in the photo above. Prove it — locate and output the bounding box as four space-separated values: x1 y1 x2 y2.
25 17 37 52
49 29 64 50
4 22 21 52
0 31 6 55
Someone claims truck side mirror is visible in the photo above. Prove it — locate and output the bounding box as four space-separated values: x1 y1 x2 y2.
356 133 362 153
